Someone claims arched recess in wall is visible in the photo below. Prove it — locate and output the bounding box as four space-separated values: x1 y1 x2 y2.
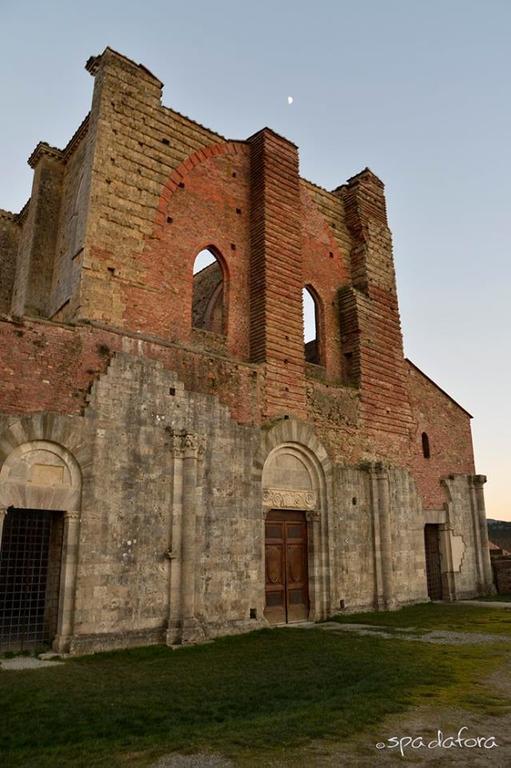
303 286 323 365
0 440 82 653
192 247 227 335
256 417 334 624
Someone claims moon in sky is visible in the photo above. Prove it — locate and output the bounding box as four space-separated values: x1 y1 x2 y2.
287 96 294 105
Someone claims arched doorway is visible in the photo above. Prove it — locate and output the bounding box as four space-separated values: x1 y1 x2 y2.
0 441 81 652
261 429 331 624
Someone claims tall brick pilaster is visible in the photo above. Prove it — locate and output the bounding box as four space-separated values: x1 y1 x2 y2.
337 170 412 448
248 129 305 419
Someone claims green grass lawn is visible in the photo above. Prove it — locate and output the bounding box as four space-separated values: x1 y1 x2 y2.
332 601 511 634
0 607 509 768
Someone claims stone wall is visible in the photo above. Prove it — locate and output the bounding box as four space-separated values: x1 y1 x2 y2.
0 47 492 653
0 211 19 313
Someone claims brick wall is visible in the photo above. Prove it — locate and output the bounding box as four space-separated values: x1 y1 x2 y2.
407 360 475 508
2 47 478 514
248 129 305 418
0 317 261 425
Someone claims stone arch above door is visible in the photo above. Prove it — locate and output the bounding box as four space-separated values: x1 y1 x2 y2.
257 417 334 622
256 417 332 510
0 420 86 653
262 445 320 512
0 440 81 511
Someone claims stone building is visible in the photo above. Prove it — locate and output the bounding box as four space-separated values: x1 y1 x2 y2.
0 48 493 653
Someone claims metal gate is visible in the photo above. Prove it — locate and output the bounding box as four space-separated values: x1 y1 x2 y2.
424 523 443 600
0 509 59 650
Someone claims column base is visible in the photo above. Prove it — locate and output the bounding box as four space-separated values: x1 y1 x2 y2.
166 623 182 646
181 617 206 645
52 634 72 654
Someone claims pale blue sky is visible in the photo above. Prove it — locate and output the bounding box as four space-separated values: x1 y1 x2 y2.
1 0 509 518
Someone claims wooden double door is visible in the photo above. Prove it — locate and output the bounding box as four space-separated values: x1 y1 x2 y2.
264 510 309 624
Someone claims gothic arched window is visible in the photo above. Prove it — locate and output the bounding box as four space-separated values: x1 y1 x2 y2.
192 248 225 334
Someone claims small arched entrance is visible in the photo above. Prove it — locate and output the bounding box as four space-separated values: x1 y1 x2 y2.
0 441 81 652
261 431 331 624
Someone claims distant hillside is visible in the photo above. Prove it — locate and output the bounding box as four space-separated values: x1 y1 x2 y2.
488 519 511 552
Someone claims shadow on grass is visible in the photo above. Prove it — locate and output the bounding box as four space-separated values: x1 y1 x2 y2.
0 626 505 768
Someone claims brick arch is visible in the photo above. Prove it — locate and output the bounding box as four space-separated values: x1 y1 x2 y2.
157 140 243 215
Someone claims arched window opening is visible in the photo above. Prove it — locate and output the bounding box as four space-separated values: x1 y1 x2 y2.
192 248 225 334
422 432 431 459
303 287 321 365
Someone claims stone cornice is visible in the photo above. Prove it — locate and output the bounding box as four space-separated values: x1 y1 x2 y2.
63 113 90 160
85 46 163 86
28 141 64 169
0 208 17 223
15 200 30 225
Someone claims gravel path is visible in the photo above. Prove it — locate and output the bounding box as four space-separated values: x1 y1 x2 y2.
303 621 511 645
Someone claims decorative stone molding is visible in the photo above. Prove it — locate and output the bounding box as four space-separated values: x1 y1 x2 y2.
168 431 207 460
28 141 64 169
305 509 321 522
262 488 317 510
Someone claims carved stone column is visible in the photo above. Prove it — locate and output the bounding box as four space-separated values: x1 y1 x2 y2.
473 475 495 594
166 434 184 645
166 432 206 645
305 508 322 620
53 510 81 653
370 463 394 609
369 469 384 609
468 476 484 592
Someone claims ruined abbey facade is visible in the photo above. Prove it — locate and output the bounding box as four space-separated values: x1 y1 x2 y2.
0 49 493 653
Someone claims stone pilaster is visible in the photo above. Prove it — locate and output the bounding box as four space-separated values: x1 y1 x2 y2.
468 476 484 592
369 463 394 609
53 510 81 653
472 475 495 594
166 432 206 645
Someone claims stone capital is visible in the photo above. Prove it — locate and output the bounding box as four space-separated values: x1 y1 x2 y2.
168 431 207 460
473 474 487 487
366 461 388 480
64 510 81 521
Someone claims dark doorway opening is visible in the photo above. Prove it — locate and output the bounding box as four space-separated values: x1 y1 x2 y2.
0 508 64 651
424 523 443 600
264 509 309 624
